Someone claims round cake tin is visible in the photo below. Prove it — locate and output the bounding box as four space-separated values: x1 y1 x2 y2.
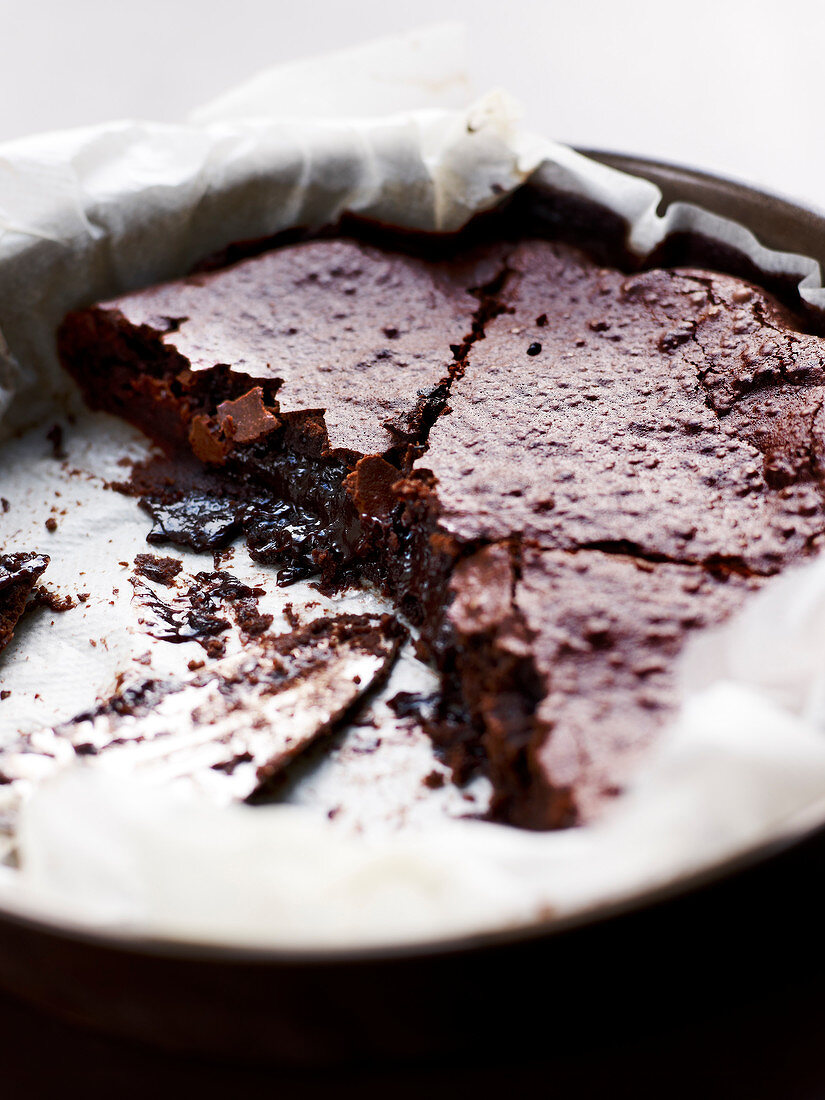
2 153 825 1064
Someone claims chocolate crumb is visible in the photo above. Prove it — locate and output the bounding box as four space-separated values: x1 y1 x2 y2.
134 553 183 586
526 341 542 356
1 499 9 513
0 691 10 701
44 517 58 532
233 601 274 638
29 587 76 613
423 770 446 790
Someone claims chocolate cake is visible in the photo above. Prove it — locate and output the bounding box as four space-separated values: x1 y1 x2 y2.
57 232 825 829
0 553 49 657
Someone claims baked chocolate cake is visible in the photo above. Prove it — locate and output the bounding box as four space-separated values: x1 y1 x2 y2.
57 232 825 828
0 553 49 658
59 237 507 582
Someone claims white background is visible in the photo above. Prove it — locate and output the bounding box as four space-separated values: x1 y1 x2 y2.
1 0 824 209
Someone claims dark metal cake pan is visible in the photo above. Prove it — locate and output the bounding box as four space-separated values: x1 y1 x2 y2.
2 153 825 1064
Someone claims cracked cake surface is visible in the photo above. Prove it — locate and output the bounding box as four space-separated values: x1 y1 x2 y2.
77 237 507 459
415 239 825 824
55 231 825 829
424 240 825 569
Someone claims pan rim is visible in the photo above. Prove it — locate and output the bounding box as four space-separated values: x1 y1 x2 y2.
3 149 825 968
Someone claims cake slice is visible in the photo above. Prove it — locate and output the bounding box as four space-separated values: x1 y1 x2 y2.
59 237 507 580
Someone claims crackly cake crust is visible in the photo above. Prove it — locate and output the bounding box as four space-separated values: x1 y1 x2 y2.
64 237 506 459
56 233 825 829
414 240 825 824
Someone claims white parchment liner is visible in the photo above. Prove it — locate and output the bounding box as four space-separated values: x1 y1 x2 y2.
3 24 825 950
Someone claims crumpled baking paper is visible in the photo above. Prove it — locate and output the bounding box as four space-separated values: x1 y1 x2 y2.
3 24 825 950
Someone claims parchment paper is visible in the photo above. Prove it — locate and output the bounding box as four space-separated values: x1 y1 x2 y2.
3 25 825 950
